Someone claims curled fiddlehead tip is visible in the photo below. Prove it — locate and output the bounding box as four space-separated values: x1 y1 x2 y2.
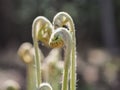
18 42 44 64
32 16 53 47
53 12 72 30
17 42 33 64
49 27 72 48
39 83 53 90
49 29 65 48
2 80 20 90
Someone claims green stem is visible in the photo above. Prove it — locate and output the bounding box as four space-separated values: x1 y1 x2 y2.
53 12 77 90
62 47 71 90
69 18 76 90
34 40 41 88
32 18 42 88
27 63 35 90
49 28 72 90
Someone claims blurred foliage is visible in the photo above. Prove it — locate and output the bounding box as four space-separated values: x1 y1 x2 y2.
0 0 105 47
0 0 120 49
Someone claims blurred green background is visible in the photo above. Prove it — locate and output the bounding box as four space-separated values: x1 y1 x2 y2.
0 0 120 90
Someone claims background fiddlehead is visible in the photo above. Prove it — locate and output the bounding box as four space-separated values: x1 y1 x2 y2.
17 42 35 90
18 42 44 90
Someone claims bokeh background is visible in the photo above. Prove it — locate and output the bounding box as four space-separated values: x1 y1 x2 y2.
0 0 120 90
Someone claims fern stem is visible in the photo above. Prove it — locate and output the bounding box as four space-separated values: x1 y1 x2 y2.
53 12 77 90
69 17 76 90
49 28 72 90
32 18 42 88
62 46 72 90
27 63 35 90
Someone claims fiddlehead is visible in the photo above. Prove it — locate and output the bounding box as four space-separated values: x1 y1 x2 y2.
39 83 53 90
18 42 34 90
53 12 76 90
49 33 64 48
32 16 53 88
53 12 75 32
32 16 53 47
18 42 44 90
17 42 33 64
49 27 72 90
2 80 20 90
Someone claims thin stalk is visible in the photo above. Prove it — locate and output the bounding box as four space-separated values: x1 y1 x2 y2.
62 47 72 90
32 17 42 88
27 63 35 90
69 16 76 90
53 12 76 90
49 28 72 90
32 16 53 89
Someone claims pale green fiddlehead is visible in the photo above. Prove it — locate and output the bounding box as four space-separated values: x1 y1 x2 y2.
49 27 72 90
17 42 35 90
32 16 53 88
2 80 20 90
17 42 33 64
53 12 76 90
18 42 46 90
39 83 53 90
